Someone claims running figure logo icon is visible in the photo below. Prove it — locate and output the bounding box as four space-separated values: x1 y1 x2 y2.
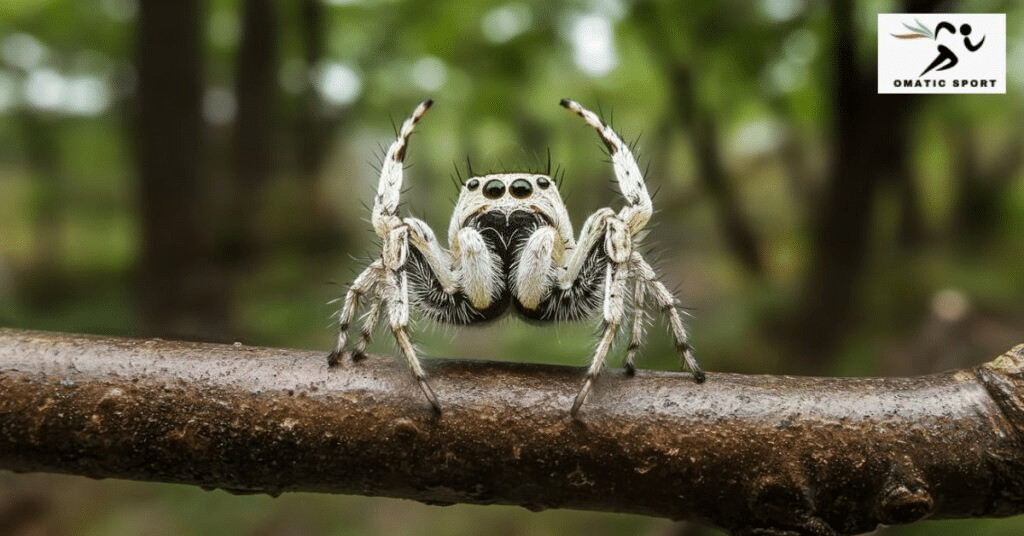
891 18 986 76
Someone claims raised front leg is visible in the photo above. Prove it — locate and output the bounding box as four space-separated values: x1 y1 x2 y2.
560 98 652 234
372 100 432 237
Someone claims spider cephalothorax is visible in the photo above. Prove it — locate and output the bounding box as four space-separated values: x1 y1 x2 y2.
328 98 704 415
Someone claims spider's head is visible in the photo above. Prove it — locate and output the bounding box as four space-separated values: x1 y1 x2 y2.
449 173 572 243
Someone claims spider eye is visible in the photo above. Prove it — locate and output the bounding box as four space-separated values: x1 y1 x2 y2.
483 179 506 199
510 179 533 198
466 178 479 191
536 177 550 189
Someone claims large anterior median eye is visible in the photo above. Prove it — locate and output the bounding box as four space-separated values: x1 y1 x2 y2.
483 179 506 199
509 179 533 198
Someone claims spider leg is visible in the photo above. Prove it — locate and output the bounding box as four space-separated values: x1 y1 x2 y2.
572 261 628 415
328 260 384 366
623 277 647 375
334 101 432 365
378 220 445 411
405 217 458 292
383 264 441 413
560 98 702 407
350 298 381 362
560 98 652 234
372 99 432 238
556 208 613 289
631 253 704 382
334 101 453 412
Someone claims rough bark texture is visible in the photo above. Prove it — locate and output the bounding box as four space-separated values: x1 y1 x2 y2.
1 329 1024 535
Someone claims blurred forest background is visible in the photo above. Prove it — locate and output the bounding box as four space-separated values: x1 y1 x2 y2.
1 0 1023 534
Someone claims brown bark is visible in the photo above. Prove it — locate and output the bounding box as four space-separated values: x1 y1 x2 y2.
2 329 1024 535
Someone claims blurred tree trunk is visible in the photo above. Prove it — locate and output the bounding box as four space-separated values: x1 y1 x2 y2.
951 124 1023 250
135 0 233 340
786 0 933 370
676 78 764 276
18 111 62 275
296 0 324 183
632 4 764 277
291 0 346 255
226 0 279 266
892 147 925 251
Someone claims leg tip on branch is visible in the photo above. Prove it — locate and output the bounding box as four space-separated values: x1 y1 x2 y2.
571 378 594 417
326 350 342 368
570 400 584 418
418 378 442 415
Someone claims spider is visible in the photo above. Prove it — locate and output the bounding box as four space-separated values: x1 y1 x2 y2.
328 98 705 415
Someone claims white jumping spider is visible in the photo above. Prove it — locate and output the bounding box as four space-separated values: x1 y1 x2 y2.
328 98 704 415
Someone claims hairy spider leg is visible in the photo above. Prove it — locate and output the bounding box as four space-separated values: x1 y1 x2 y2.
329 259 383 366
572 261 629 414
372 99 432 237
623 277 648 375
330 100 445 411
560 98 703 415
631 252 704 381
350 298 381 362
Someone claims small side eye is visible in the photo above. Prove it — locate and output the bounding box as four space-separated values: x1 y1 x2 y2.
466 178 480 191
510 179 533 198
483 179 506 199
536 177 551 189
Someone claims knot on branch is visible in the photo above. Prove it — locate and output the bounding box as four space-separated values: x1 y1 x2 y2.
976 344 1024 442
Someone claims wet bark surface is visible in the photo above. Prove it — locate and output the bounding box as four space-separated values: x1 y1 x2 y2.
1 329 1023 535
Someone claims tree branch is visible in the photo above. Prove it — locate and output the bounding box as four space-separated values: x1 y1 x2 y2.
1 329 1024 535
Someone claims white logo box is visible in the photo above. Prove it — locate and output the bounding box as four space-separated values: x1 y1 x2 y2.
878 13 1006 94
